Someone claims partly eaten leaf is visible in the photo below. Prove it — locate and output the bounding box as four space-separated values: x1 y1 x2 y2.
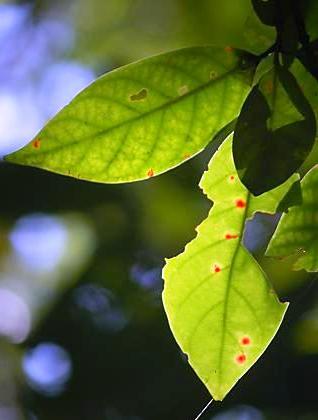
5 47 252 183
267 166 318 272
163 135 297 400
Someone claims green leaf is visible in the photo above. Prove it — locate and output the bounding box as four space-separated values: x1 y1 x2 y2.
294 55 318 121
162 135 297 400
233 59 317 195
5 47 252 183
73 0 275 64
266 166 318 272
194 0 276 55
303 0 318 42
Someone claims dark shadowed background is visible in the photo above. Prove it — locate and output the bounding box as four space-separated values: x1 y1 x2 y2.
1 1 318 419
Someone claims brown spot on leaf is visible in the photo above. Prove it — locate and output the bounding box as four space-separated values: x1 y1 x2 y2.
130 88 148 101
32 138 41 149
264 80 274 94
147 168 154 177
178 85 189 96
224 46 234 53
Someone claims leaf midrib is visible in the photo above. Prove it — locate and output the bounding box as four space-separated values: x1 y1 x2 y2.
216 191 251 389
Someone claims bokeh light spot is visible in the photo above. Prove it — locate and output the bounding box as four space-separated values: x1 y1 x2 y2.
23 342 72 397
10 214 67 272
0 288 31 343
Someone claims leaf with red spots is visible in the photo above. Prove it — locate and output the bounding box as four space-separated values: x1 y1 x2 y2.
163 135 298 400
5 47 252 183
266 166 318 272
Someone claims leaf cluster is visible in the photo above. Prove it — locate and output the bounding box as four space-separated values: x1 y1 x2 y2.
5 0 318 402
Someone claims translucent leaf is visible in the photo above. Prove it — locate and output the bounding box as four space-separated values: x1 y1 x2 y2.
233 59 317 195
5 47 252 183
74 0 275 63
163 135 297 400
267 166 318 272
196 0 275 55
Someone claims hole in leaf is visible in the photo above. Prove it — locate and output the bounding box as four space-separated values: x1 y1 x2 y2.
130 88 148 101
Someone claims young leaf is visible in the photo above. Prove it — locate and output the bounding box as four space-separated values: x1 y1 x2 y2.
5 47 252 183
267 166 318 272
233 59 317 195
162 135 297 401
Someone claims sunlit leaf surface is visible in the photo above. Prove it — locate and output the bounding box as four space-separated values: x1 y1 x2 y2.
163 135 297 400
5 47 252 183
267 166 318 272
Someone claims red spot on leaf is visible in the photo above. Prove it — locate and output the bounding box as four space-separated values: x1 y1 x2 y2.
224 46 233 53
241 336 251 346
32 138 41 149
229 175 235 181
213 264 221 273
147 168 154 177
235 199 246 209
225 233 239 240
235 354 246 364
